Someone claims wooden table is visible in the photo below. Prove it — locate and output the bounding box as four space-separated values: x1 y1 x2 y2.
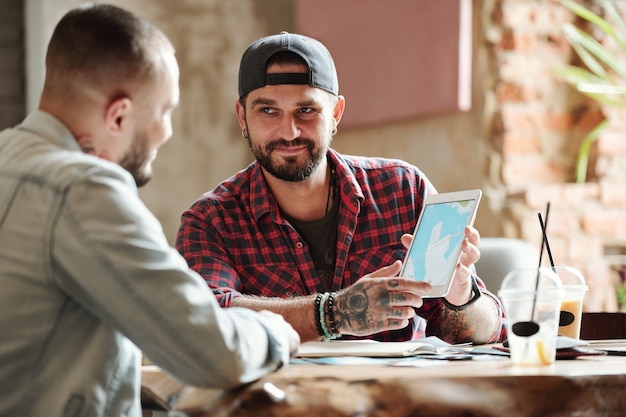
142 341 626 417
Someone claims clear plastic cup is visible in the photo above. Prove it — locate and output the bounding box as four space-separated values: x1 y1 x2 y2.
498 267 564 366
553 266 588 339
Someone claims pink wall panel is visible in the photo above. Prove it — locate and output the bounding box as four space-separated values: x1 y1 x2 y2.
296 0 471 130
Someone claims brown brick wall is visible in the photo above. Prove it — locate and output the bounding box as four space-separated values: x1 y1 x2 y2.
484 0 625 311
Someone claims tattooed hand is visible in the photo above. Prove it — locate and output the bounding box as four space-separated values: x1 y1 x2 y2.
332 261 432 336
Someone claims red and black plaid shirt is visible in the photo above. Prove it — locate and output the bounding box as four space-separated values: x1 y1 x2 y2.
176 149 506 342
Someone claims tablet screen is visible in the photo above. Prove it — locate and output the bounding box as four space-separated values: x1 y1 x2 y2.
400 190 481 297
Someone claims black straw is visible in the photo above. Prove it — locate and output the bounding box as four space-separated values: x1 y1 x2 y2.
531 203 551 321
538 203 556 272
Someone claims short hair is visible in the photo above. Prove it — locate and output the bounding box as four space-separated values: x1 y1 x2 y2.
265 51 308 69
44 3 173 101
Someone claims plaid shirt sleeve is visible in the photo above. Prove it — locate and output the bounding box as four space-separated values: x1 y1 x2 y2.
176 197 243 307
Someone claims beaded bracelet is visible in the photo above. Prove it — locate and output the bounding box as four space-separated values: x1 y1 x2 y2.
326 292 341 337
317 292 342 340
314 293 325 338
318 292 333 340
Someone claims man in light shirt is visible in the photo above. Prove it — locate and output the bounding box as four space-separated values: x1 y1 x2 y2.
0 5 298 416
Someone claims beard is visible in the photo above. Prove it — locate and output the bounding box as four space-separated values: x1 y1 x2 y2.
119 127 153 188
247 135 330 183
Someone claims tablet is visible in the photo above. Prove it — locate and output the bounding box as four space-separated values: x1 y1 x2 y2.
399 189 482 298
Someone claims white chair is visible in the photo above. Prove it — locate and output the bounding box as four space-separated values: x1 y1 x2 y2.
475 237 539 292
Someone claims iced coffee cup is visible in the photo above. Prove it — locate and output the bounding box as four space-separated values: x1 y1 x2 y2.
553 266 588 339
499 267 564 366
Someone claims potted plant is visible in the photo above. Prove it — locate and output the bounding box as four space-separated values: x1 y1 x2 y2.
555 0 626 183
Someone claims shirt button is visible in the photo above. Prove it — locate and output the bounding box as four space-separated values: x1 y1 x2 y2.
296 242 304 249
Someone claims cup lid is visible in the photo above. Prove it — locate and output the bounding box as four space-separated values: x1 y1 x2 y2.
552 265 586 286
498 267 563 294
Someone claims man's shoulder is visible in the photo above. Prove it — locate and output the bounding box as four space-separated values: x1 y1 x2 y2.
332 151 423 177
0 126 134 192
45 148 136 192
188 163 256 210
6 112 133 184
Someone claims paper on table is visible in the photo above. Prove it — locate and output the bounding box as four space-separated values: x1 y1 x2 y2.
297 339 453 358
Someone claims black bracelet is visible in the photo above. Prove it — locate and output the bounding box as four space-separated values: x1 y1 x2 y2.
442 276 482 312
326 292 341 337
314 293 325 337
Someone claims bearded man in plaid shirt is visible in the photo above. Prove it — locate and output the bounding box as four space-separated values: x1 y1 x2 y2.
176 32 506 345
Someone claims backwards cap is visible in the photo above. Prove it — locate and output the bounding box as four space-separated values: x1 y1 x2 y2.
238 32 338 98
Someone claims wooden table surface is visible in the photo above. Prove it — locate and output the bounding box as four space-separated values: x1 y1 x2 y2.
142 341 626 417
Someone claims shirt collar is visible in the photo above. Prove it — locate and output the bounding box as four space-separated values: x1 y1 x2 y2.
17 110 82 153
327 149 364 213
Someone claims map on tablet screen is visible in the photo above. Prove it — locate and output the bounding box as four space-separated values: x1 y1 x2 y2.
400 189 482 297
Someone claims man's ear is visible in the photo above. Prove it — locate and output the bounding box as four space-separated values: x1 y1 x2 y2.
235 99 246 131
105 97 133 134
333 95 346 125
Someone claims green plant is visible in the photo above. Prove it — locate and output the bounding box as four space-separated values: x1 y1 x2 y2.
617 266 626 312
555 0 626 183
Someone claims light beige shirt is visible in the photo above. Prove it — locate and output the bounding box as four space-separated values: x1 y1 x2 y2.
0 111 291 417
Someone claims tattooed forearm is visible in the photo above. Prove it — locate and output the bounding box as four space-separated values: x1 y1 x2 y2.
440 308 474 343
439 295 500 344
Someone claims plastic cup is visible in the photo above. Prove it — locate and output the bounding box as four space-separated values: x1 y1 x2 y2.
553 266 588 339
498 267 564 366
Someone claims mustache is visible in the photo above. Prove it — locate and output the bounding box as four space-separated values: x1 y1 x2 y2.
266 138 315 152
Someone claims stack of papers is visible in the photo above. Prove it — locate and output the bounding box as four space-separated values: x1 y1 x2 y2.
297 338 454 358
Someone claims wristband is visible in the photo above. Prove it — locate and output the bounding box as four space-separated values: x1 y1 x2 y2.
442 276 482 312
319 292 331 339
326 292 341 338
317 292 341 340
314 293 325 337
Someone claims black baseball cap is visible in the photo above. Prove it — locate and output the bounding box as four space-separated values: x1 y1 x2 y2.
238 32 339 99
